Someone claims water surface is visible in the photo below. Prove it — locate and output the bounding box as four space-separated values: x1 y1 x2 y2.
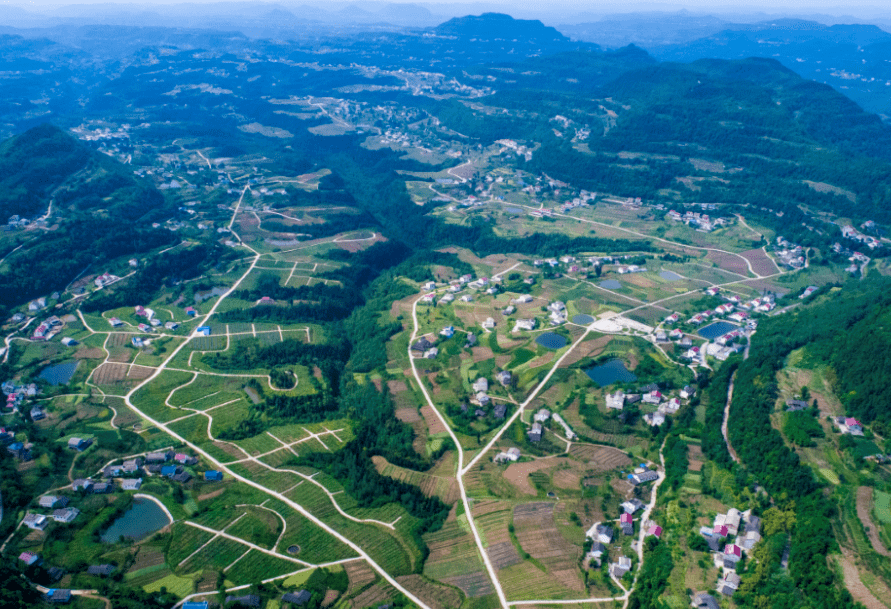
101 497 171 543
585 359 638 387
599 280 622 290
38 361 80 386
698 321 739 340
659 270 683 281
535 333 568 350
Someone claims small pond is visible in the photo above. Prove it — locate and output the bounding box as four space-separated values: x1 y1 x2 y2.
599 279 623 290
101 497 171 543
698 321 739 340
194 286 226 303
585 359 638 387
38 360 80 386
572 314 595 325
659 270 683 281
506 207 524 214
535 332 568 350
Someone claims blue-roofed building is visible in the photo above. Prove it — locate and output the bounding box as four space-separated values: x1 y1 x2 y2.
161 465 177 478
182 602 209 609
196 326 212 336
204 470 223 481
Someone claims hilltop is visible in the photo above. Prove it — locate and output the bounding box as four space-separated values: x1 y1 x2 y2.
433 13 570 44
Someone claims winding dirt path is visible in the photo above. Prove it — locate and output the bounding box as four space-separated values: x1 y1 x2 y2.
856 486 891 557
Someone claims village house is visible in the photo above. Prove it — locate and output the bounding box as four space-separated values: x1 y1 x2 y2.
472 378 489 393
423 347 439 359
494 403 507 419
175 453 198 466
620 513 634 536
52 508 80 523
605 390 625 410
205 470 224 482
586 523 614 544
643 412 666 427
680 386 696 400
718 572 741 596
494 447 521 463
225 594 261 608
146 451 173 463
723 543 743 568
629 470 660 485
622 498 645 514
67 437 92 451
496 370 512 386
610 556 632 578
121 478 142 491
122 458 144 474
72 479 94 492
39 495 69 509
533 408 551 423
440 326 455 338
281 591 311 606
23 513 48 530
837 417 864 435
553 413 577 440
646 523 663 538
439 293 455 304
87 564 116 577
585 541 607 566
512 294 534 304
514 318 537 332
482 317 495 330
692 592 720 609
785 399 808 411
19 552 41 566
459 295 474 303
527 422 543 442
664 313 680 324
502 305 516 315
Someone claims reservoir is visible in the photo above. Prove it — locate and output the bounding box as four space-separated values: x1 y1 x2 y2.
585 359 638 387
535 333 568 350
38 361 80 386
698 321 738 340
599 280 623 290
572 314 594 325
101 497 171 543
659 270 683 281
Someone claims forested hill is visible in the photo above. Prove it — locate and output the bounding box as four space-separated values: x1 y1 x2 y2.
433 13 570 44
0 123 163 222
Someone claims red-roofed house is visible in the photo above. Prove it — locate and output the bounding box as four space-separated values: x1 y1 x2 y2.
724 544 742 563
646 524 662 538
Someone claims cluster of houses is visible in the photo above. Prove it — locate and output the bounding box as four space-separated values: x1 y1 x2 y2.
666 209 730 232
605 385 696 428
548 301 567 325
3 381 40 420
773 237 806 269
841 224 882 250
583 497 662 579
525 407 577 443
465 373 512 420
831 242 871 274
418 273 503 307
182 588 319 609
31 315 64 341
97 451 213 489
697 507 762 596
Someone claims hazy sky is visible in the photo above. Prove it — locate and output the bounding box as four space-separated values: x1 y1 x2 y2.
3 0 890 20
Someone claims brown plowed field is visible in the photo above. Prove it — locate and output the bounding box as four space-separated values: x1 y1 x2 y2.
420 405 448 435
705 250 750 276
568 445 632 472
740 248 779 276
488 541 522 570
513 502 584 592
857 486 891 557
395 575 463 609
503 459 560 495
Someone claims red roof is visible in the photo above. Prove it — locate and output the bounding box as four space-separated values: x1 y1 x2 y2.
714 525 729 537
725 544 742 557
845 418 861 427
620 513 632 524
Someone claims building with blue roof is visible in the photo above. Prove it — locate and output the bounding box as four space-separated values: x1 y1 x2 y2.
204 470 223 481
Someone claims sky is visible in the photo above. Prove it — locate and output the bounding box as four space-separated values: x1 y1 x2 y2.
2 0 889 21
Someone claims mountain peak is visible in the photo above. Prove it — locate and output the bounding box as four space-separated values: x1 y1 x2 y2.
433 13 569 43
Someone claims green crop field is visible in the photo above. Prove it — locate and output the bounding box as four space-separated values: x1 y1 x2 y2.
874 491 891 524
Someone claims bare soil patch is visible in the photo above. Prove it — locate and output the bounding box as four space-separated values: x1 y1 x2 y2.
387 380 408 393
350 582 394 609
568 445 632 472
740 248 779 276
420 405 447 435
513 502 584 591
487 541 522 570
503 458 560 495
74 348 105 359
804 180 856 203
395 575 463 609
552 468 582 490
344 560 377 597
688 444 705 472
833 551 891 609
705 251 750 277
197 488 225 502
394 407 421 423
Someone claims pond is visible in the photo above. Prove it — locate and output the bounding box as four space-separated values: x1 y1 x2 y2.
535 332 568 350
38 361 80 386
572 314 594 325
599 279 623 290
585 359 638 387
194 286 226 303
698 321 739 340
506 207 524 214
101 497 171 543
659 270 683 281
